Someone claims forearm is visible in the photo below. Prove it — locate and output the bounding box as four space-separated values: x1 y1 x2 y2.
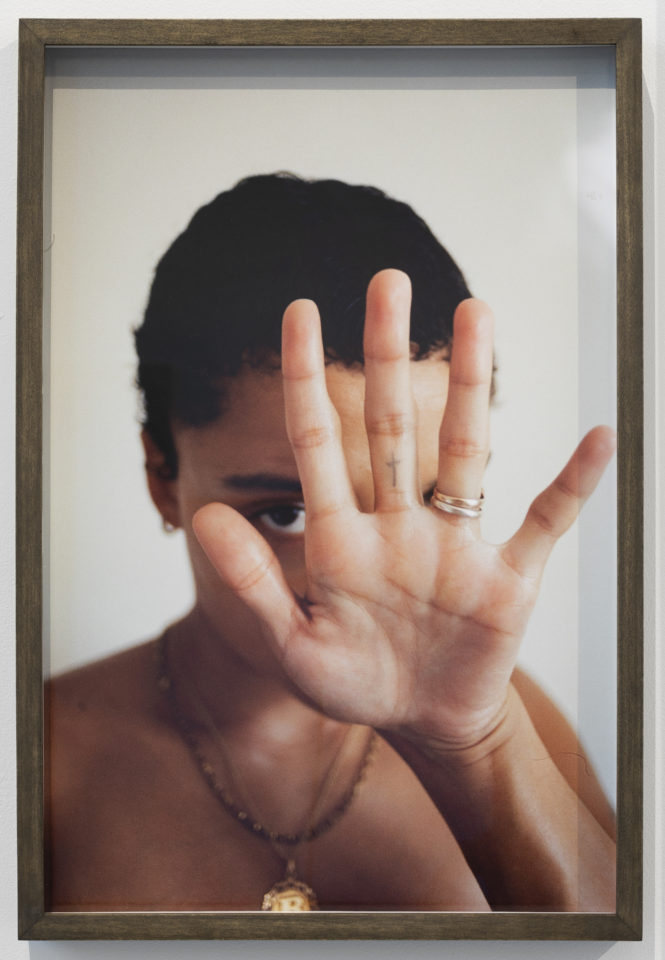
383 685 616 911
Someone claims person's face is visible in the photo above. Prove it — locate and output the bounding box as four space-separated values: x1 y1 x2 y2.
145 358 449 672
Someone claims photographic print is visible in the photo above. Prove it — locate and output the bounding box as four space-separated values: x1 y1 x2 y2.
16 18 642 940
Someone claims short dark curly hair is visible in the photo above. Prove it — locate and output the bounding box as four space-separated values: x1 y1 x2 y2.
135 172 472 477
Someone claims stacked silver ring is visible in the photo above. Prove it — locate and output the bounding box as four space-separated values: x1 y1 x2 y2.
430 487 484 519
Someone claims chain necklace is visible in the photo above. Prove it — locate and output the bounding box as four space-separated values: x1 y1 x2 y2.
156 629 377 911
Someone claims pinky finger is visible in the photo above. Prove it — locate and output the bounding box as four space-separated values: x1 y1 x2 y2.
192 502 305 652
503 426 616 580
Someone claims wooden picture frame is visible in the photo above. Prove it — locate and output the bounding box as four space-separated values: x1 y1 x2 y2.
16 18 643 940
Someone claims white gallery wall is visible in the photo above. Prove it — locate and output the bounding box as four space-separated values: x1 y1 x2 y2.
0 1 662 960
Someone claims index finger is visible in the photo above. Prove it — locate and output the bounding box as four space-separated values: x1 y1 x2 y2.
282 298 356 522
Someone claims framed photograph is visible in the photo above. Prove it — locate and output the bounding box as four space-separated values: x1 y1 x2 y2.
16 18 642 940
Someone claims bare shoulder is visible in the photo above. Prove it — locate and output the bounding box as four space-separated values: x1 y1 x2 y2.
512 667 615 838
47 638 170 786
48 641 163 753
46 640 181 908
49 640 159 711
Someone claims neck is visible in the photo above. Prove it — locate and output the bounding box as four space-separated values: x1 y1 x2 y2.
161 607 374 841
168 605 339 748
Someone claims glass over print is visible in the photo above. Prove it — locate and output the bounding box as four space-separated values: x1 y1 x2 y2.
16 18 642 941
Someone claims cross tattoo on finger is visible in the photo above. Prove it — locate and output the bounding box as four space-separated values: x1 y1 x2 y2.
386 453 400 487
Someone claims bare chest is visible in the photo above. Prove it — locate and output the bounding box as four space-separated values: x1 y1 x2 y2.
49 728 488 912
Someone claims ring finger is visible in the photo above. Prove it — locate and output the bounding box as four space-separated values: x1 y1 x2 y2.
435 298 493 507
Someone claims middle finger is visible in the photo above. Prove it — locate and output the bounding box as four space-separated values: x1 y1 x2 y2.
363 270 419 512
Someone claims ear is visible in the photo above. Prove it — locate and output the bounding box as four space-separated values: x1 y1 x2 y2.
141 430 181 530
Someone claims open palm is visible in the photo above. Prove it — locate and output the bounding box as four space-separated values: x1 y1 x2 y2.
193 270 615 747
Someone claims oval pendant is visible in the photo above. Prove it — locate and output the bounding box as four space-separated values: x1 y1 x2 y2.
262 860 319 912
261 877 319 911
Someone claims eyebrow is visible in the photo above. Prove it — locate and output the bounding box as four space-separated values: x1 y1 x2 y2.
222 473 303 494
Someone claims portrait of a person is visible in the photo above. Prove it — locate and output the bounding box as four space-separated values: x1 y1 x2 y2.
46 172 617 913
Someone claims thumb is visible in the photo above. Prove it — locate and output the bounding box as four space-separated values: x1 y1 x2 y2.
192 502 304 647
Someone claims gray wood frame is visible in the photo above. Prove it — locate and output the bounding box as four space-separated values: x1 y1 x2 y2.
16 17 643 941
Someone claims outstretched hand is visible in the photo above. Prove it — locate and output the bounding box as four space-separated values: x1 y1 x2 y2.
193 270 615 749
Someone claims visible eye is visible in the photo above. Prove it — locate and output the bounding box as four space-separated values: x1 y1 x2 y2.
255 503 306 536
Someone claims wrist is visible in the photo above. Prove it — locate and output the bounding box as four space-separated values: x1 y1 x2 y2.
385 684 524 771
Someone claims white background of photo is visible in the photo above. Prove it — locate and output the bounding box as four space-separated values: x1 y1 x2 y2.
0 1 662 959
44 43 617 799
